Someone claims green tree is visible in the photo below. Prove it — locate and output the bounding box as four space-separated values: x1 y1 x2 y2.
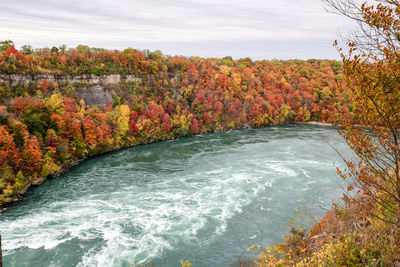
20 45 33 54
0 40 14 51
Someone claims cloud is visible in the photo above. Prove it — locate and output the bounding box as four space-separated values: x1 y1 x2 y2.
0 0 355 59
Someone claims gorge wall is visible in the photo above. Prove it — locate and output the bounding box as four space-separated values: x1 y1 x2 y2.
0 74 143 107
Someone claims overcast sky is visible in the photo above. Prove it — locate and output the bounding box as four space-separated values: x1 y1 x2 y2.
0 0 356 59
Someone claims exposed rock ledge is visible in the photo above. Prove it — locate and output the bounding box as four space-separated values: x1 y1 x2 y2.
0 74 142 107
0 73 141 87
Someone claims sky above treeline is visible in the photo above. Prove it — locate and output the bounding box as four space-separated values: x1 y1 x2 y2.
0 0 356 60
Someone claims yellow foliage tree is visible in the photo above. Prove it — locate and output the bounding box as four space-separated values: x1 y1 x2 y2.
114 104 131 146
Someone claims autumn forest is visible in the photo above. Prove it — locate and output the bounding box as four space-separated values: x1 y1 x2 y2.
0 42 350 207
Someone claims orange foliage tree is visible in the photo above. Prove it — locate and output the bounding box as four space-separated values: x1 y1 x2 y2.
326 0 400 226
21 136 42 176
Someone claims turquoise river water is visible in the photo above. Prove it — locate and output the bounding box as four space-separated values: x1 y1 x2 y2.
0 125 351 267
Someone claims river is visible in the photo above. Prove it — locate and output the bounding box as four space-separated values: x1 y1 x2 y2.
0 125 350 267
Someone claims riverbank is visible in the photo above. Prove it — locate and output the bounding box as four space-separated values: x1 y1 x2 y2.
293 121 333 127
0 157 85 211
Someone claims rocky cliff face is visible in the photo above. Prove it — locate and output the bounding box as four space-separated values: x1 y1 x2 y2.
0 74 142 106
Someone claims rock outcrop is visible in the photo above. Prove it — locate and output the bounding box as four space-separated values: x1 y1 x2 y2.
0 74 142 107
